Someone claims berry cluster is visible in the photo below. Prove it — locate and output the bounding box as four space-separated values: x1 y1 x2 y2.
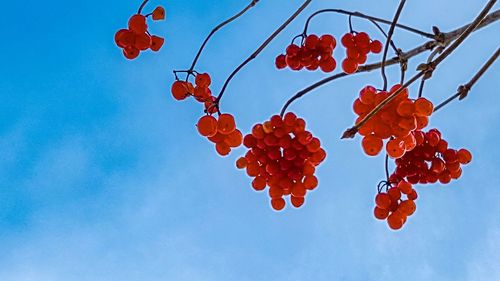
340 32 383 74
171 73 218 114
197 114 243 156
236 113 326 211
115 7 166 59
374 180 418 230
275 34 337 72
354 84 434 158
390 129 472 185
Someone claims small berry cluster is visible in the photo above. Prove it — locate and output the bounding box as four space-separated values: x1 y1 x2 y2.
374 180 418 230
172 73 242 155
171 73 218 114
115 7 166 59
275 34 337 72
390 129 472 185
354 84 434 158
340 32 383 74
197 114 243 156
236 113 326 211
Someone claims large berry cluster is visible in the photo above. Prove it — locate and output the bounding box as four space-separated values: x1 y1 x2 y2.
171 73 218 114
354 84 434 158
236 113 326 211
340 32 383 74
197 114 243 156
374 180 418 230
390 129 472 185
275 34 337 72
114 7 166 59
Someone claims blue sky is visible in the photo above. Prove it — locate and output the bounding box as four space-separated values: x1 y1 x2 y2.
0 0 499 280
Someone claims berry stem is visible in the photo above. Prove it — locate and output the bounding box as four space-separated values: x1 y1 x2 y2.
366 19 399 53
216 0 313 105
188 0 260 73
138 0 149 14
385 154 390 181
348 15 354 33
417 79 426 98
434 47 500 112
302 9 435 39
342 0 497 139
279 9 499 119
381 0 407 91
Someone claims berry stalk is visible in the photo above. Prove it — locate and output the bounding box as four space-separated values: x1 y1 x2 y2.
216 0 313 106
188 0 260 73
381 0 407 91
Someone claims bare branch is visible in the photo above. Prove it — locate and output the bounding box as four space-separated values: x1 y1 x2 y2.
434 47 499 112
342 0 497 139
303 9 435 38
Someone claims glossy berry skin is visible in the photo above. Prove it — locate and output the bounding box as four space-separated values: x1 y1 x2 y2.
390 128 471 186
275 33 337 73
340 32 382 74
373 181 418 230
115 8 166 59
152 6 166 20
354 85 434 158
237 113 326 211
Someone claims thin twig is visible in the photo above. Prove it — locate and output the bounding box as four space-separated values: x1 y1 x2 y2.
188 0 260 72
367 19 399 53
342 0 497 139
216 0 313 105
302 9 434 38
434 47 499 112
279 9 500 117
381 0 407 91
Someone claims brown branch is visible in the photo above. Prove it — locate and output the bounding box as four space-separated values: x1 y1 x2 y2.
381 0 407 91
279 9 500 117
341 0 497 139
434 47 500 112
302 9 435 39
215 0 313 106
188 0 260 72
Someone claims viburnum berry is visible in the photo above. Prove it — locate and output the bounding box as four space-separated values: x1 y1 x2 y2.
171 81 192 100
171 72 219 114
340 32 382 74
152 6 166 21
195 114 243 156
150 36 165 52
129 14 148 33
275 33 337 73
353 85 435 158
373 181 418 230
237 113 326 211
115 6 166 59
197 115 218 137
123 46 140 60
390 128 472 185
